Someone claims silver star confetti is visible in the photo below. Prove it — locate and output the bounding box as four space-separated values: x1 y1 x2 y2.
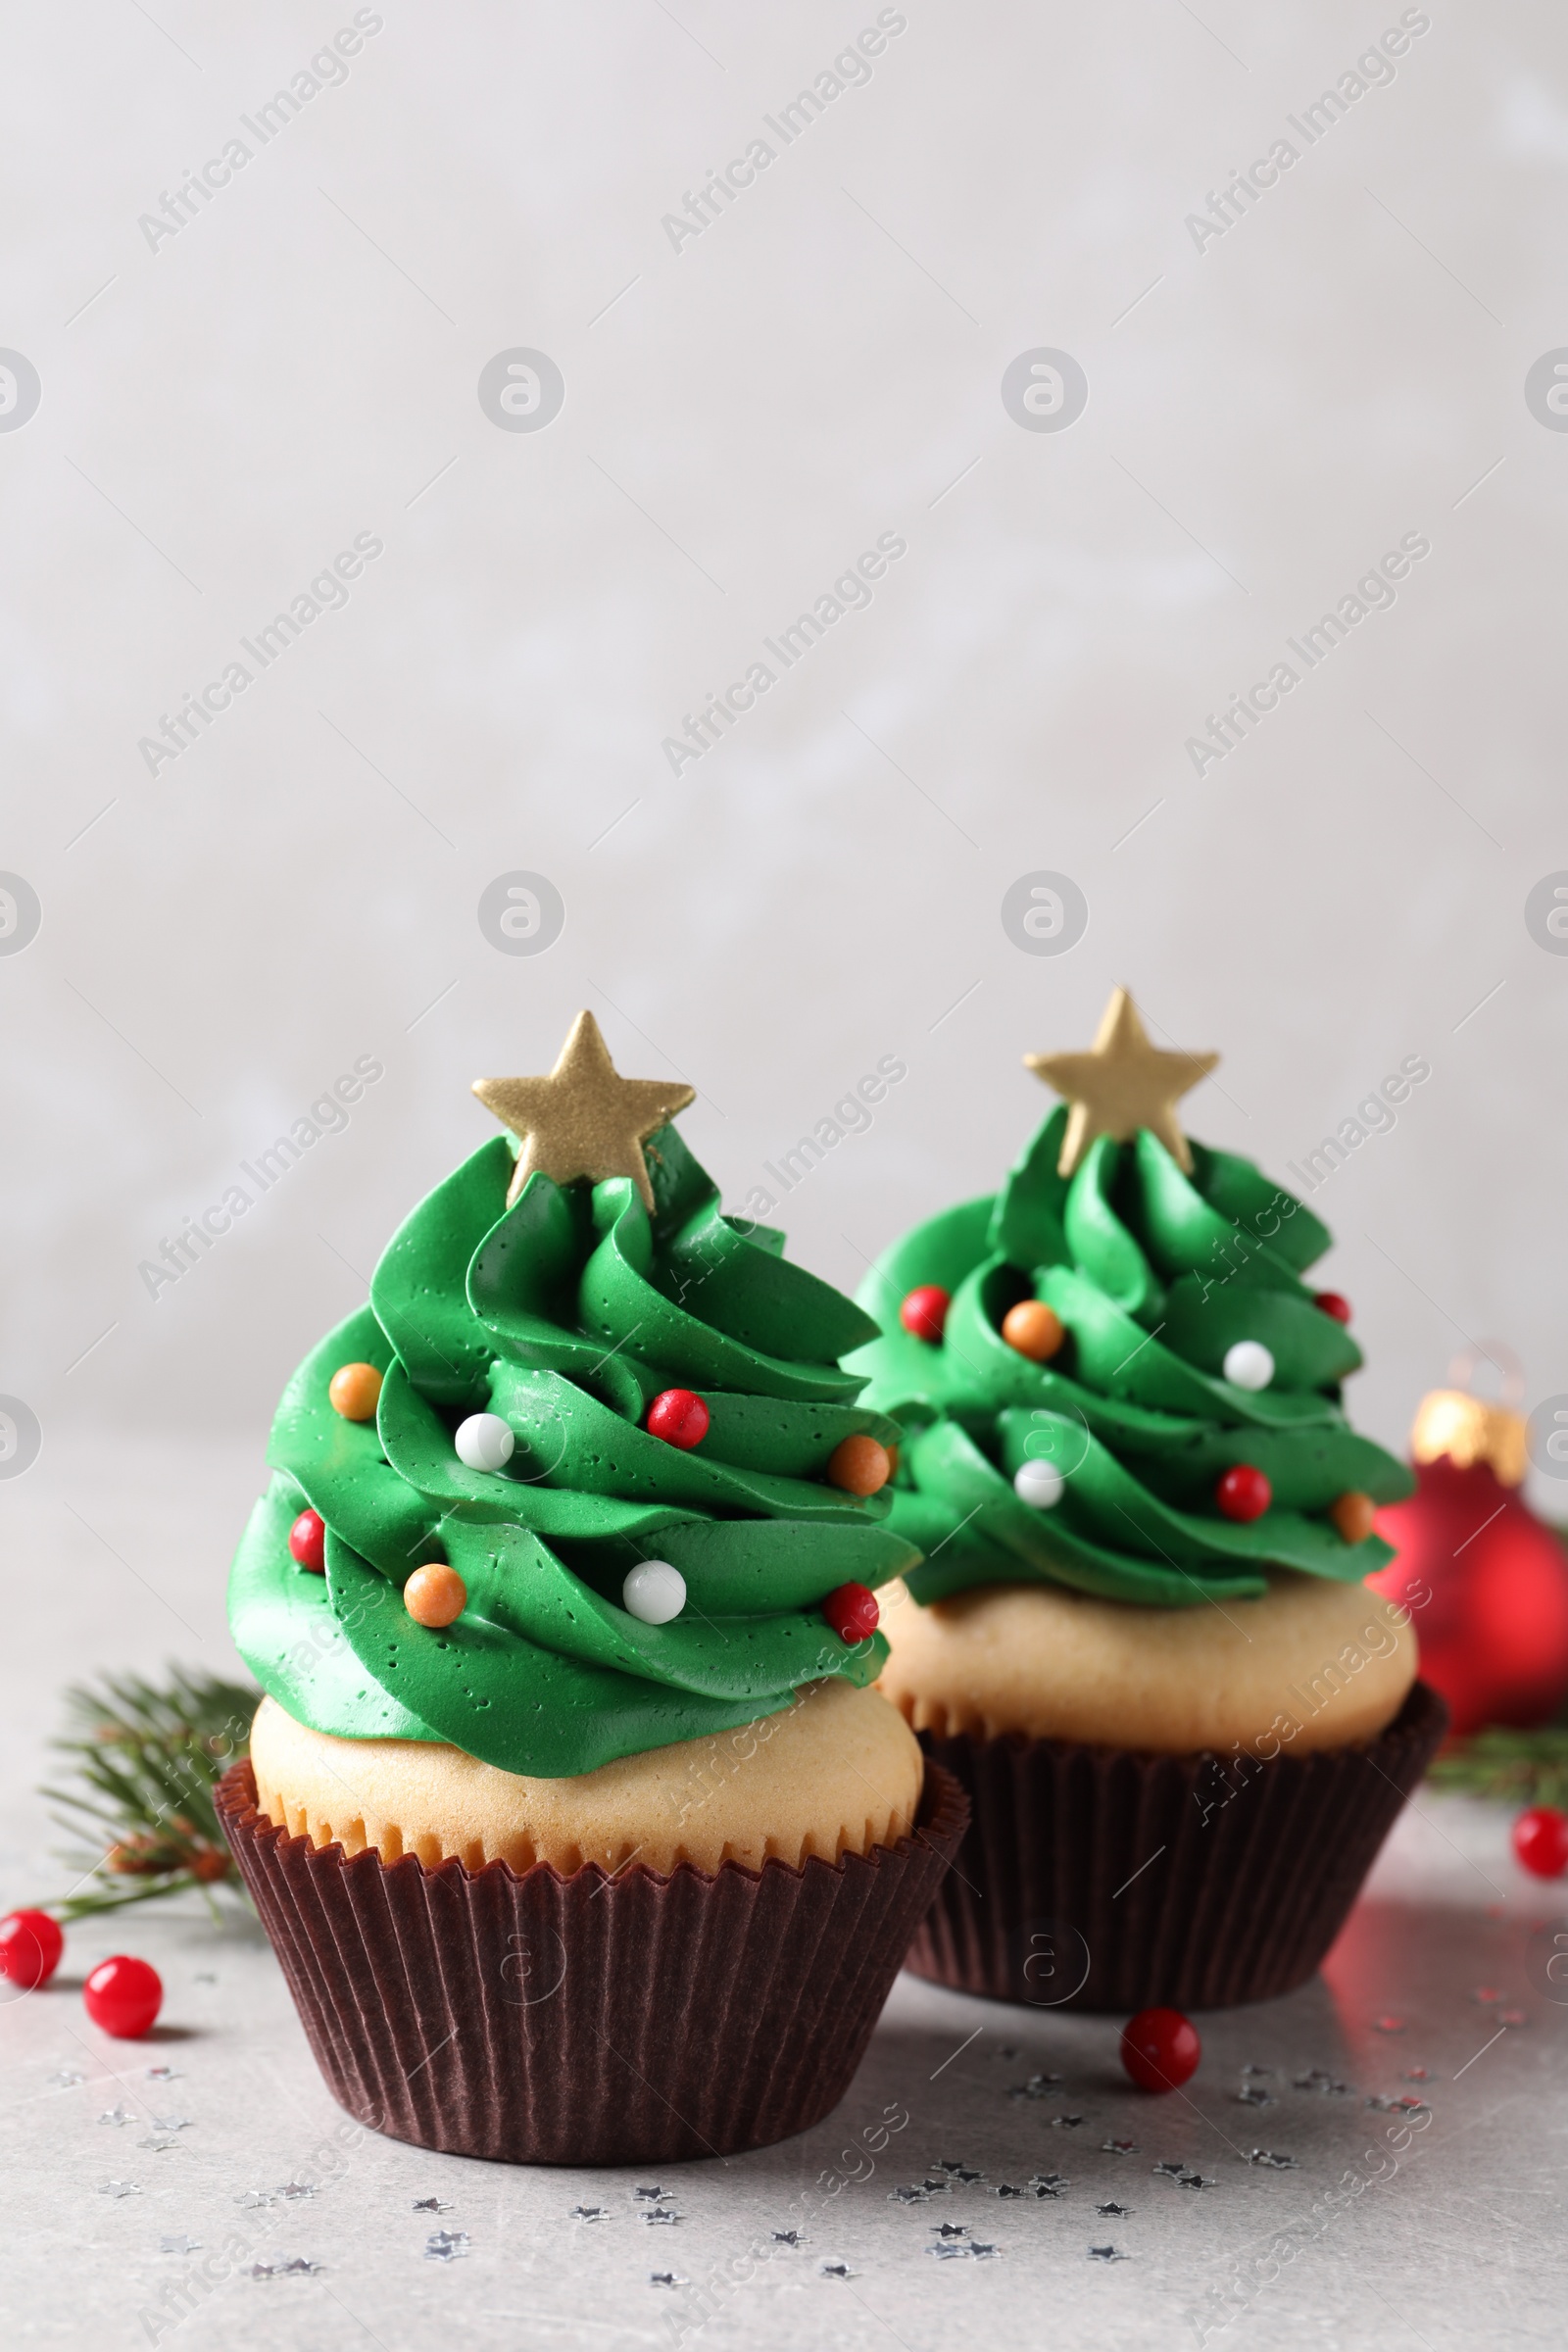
1008 2073 1063 2100
819 2261 855 2278
771 2230 808 2247
160 2235 201 2254
50 2069 85 2088
649 2271 687 2287
1089 2243 1129 2261
97 2180 139 2198
1101 2139 1139 2155
424 2230 469 2262
1244 2151 1298 2170
1051 2115 1086 2130
413 2197 454 2213
99 2105 136 2127
569 2205 607 2223
1097 2202 1133 2218
642 2210 683 2228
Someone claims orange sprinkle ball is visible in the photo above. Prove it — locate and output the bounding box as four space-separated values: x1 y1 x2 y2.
1001 1299 1065 1362
329 1362 384 1421
404 1562 466 1628
826 1434 892 1496
1330 1491 1378 1544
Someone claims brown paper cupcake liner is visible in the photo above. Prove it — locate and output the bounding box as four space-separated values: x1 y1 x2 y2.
218 1756 968 2167
905 1680 1447 2013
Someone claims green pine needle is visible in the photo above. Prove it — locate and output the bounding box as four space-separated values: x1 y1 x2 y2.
36 1666 260 1922
1428 1723 1568 1811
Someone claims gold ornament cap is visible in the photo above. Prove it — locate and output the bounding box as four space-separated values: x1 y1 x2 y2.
473 1009 695 1210
1024 985 1218 1177
1409 1346 1528 1487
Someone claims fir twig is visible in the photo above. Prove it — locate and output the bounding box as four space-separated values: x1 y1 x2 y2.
1428 1724 1568 1811
36 1666 259 1921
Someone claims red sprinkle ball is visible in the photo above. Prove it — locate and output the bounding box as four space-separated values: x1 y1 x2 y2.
646 1388 710 1449
900 1285 951 1345
1313 1291 1352 1324
83 1954 164 2039
1120 2006 1201 2093
288 1507 326 1573
1512 1805 1568 1880
0 1909 64 1990
1216 1463 1272 1523
823 1582 880 1645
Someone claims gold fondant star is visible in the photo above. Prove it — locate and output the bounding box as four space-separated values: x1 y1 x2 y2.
1024 987 1218 1177
473 1010 696 1209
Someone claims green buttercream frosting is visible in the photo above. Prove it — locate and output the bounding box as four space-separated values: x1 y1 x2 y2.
844 1107 1414 1608
228 1126 916 1776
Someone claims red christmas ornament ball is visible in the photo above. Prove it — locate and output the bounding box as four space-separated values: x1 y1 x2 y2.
288 1507 326 1572
83 1954 163 2039
1370 1456 1568 1737
1216 1463 1271 1523
1120 2006 1201 2092
823 1582 880 1644
1512 1805 1568 1879
646 1389 710 1448
1314 1291 1352 1324
0 1909 64 1990
900 1285 951 1344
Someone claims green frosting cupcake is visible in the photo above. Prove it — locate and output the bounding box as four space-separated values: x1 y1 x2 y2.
846 1102 1414 1610
229 1119 915 1778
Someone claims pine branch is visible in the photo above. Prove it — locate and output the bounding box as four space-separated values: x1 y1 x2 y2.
36 1666 260 1921
1428 1723 1568 1810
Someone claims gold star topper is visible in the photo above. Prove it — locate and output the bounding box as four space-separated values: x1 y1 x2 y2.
473 1010 695 1209
1024 987 1218 1177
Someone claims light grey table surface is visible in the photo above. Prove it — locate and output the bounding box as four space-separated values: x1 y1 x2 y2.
3 1442 1565 2351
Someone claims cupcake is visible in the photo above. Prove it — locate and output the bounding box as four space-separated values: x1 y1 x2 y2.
220 1012 966 2164
846 990 1446 2012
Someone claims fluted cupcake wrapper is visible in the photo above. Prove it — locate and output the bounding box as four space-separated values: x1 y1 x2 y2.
217 1758 968 2166
905 1681 1447 2013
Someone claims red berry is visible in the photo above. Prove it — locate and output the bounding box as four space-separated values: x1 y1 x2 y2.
900 1286 951 1344
1120 2006 1201 2092
646 1388 710 1449
288 1507 326 1572
1314 1291 1351 1324
83 1954 163 2039
1216 1463 1271 1523
0 1909 64 1990
823 1582 880 1644
1512 1805 1568 1879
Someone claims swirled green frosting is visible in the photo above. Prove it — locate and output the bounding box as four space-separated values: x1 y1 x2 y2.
844 1107 1414 1608
228 1127 916 1776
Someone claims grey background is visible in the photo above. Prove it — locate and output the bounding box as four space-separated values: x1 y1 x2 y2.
4 10 1568 1576
3 12 1568 2346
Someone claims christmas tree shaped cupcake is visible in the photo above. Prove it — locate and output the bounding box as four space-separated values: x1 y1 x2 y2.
849 991 1446 2011
220 1013 964 2164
